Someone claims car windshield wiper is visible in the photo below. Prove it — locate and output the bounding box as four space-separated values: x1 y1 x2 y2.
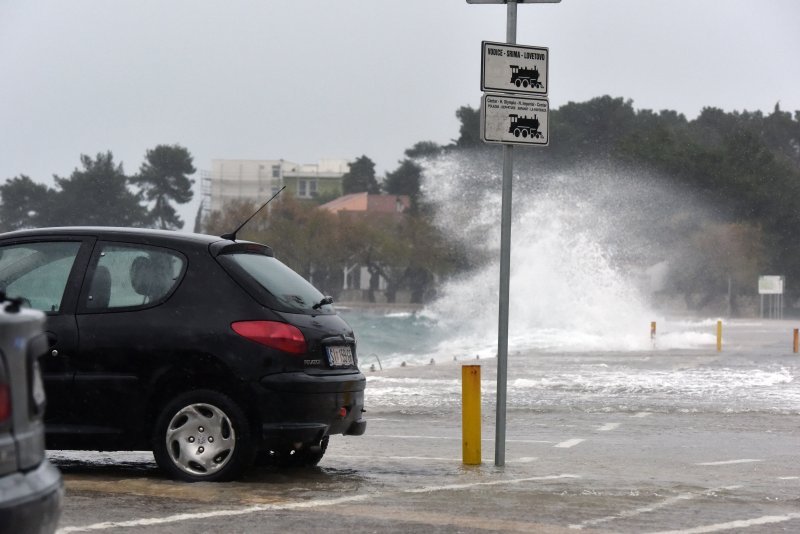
312 296 334 310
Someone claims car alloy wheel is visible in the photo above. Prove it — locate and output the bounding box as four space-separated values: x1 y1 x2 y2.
153 390 254 482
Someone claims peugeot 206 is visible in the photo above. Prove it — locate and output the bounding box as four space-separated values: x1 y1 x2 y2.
0 227 366 482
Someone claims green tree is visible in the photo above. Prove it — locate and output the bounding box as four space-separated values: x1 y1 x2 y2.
336 211 461 303
342 155 380 194
384 159 422 203
550 96 637 160
0 175 56 230
763 103 800 167
192 200 205 233
51 152 148 227
202 198 257 238
383 141 442 212
454 106 481 148
130 144 196 229
260 197 341 277
405 141 442 159
667 222 766 314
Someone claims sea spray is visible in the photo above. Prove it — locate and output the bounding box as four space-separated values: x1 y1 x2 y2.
346 155 718 364
419 154 700 353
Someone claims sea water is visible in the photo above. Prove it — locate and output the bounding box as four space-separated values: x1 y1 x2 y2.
339 155 799 416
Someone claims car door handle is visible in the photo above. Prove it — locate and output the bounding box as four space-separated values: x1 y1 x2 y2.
45 332 61 357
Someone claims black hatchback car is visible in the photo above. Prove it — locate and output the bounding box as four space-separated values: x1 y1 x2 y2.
0 227 366 481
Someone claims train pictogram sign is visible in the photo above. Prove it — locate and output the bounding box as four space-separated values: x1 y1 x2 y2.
481 94 549 146
481 41 548 96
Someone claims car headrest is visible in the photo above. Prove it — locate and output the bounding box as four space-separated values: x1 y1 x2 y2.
130 256 169 299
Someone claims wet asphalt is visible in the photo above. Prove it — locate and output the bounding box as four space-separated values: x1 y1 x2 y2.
51 319 799 533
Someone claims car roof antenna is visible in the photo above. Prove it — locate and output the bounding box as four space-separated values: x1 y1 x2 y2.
221 186 286 241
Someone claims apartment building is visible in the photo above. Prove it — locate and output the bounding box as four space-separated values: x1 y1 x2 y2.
206 158 349 212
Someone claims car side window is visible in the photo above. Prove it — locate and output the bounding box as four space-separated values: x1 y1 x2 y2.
85 243 185 310
0 241 82 313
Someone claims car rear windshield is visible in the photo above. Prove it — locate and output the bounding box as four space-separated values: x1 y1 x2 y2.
219 253 333 314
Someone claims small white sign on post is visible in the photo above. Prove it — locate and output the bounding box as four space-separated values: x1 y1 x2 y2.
758 275 784 295
481 93 549 146
481 41 549 96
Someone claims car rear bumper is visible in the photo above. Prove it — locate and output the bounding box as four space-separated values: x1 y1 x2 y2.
257 371 366 448
0 460 62 534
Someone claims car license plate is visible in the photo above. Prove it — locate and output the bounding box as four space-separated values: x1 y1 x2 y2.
326 345 354 367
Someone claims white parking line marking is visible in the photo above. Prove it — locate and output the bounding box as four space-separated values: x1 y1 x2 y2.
695 459 762 466
555 438 585 448
778 476 799 480
328 454 460 462
644 512 800 534
56 474 580 533
56 494 376 533
331 454 540 464
365 434 554 444
597 423 620 432
404 474 580 494
570 485 742 530
367 434 454 440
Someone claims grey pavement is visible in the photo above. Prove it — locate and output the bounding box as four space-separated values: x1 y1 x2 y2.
52 319 800 533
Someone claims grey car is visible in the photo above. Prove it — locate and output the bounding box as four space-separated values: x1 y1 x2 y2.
0 295 62 533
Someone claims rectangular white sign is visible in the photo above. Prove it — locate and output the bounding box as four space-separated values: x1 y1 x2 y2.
481 94 549 146
481 41 549 96
758 275 784 295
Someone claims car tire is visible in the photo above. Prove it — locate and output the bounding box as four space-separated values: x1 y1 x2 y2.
152 389 256 482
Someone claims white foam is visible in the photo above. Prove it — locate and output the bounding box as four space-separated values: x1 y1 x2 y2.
364 365 799 414
384 312 414 319
419 157 708 355
509 367 794 395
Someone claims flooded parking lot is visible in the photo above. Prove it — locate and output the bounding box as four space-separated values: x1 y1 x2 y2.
52 319 799 533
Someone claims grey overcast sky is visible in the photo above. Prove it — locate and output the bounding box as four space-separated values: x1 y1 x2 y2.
1 0 799 226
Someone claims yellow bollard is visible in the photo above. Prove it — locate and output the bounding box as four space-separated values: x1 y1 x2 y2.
716 320 722 352
650 321 656 340
793 329 798 354
462 365 481 465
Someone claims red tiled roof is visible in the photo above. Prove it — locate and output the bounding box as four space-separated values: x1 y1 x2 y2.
320 193 410 214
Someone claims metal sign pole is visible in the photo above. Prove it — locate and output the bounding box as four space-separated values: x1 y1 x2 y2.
495 0 517 468
470 0 557 467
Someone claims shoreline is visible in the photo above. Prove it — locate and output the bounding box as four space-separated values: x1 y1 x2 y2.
336 301 424 313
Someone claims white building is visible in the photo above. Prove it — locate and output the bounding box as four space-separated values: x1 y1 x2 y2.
206 158 349 213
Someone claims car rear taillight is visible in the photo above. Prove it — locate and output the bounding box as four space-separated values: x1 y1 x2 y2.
231 321 307 355
0 383 9 422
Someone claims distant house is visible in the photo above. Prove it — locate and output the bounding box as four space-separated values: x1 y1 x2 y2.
204 158 349 213
319 192 410 215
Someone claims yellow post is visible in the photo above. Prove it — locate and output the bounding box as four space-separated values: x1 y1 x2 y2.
716 320 722 352
462 365 481 465
793 329 798 354
650 321 656 340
